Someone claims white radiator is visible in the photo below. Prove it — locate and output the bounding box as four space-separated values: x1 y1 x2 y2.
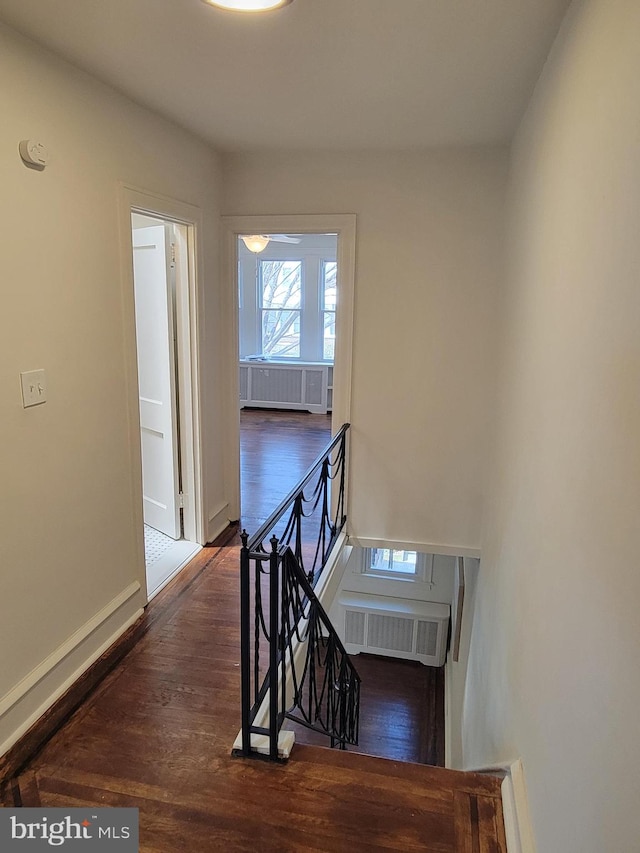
339 593 449 667
239 361 331 414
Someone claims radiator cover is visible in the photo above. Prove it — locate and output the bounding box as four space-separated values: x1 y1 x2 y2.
340 593 449 667
239 361 331 414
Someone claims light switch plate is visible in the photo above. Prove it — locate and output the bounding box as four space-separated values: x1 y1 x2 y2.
20 369 47 408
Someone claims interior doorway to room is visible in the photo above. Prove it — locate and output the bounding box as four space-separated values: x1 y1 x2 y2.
236 233 337 530
131 212 201 598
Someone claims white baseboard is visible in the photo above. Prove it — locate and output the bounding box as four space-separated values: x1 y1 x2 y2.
501 759 536 853
208 501 230 543
0 581 144 759
465 759 536 853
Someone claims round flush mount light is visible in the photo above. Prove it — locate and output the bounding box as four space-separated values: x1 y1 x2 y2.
201 0 293 11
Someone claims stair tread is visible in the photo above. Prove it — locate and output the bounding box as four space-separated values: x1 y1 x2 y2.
291 743 503 796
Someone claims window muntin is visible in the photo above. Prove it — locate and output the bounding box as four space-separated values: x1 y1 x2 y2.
260 260 302 358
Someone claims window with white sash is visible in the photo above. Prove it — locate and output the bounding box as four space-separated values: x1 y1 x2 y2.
238 234 337 363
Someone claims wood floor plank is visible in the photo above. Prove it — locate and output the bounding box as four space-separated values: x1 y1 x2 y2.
493 793 508 852
240 409 332 530
291 744 502 796
477 794 507 853
454 791 476 853
0 780 12 807
14 770 41 808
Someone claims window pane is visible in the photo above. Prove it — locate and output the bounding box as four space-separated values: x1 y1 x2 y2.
369 548 388 570
322 261 337 310
323 311 335 360
390 550 417 573
369 548 417 575
262 310 300 358
261 260 301 310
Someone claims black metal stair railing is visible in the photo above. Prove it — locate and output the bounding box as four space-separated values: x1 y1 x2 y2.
236 423 360 760
280 547 360 749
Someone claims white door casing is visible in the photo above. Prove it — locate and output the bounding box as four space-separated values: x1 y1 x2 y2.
221 213 356 524
133 224 181 539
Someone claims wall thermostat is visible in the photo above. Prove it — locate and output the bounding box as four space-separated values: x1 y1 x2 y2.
19 139 50 167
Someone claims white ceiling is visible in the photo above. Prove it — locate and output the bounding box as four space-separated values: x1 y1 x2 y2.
0 0 571 152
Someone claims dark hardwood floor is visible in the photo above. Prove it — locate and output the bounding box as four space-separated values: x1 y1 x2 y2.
240 408 332 531
286 655 444 766
0 409 501 850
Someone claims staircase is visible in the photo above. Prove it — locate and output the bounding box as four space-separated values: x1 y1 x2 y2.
1 419 506 851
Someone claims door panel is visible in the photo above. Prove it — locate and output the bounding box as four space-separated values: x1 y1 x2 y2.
133 224 181 539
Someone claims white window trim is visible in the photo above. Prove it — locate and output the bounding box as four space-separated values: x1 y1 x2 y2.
361 548 429 582
240 247 337 364
321 259 337 362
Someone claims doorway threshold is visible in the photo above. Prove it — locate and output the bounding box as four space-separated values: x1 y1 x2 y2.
144 524 201 600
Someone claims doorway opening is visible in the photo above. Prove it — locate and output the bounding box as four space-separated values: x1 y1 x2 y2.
237 232 336 528
221 214 356 526
131 211 201 598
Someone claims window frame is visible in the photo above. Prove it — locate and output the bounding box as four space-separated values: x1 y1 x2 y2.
258 257 303 360
237 238 339 365
362 548 427 582
320 259 337 362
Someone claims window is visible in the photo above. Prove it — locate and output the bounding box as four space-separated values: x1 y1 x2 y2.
364 548 425 580
260 260 301 358
238 234 338 363
322 261 337 360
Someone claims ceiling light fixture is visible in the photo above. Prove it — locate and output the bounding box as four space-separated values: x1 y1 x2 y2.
202 0 293 11
241 235 270 253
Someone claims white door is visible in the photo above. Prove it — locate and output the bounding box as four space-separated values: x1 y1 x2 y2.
132 224 181 539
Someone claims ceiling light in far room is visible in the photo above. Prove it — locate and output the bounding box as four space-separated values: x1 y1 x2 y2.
241 235 270 253
202 0 293 12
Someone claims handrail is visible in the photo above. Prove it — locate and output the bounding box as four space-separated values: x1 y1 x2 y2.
237 423 359 760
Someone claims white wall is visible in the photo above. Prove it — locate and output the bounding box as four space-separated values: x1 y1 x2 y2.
463 1 640 850
0 25 225 756
222 149 507 553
